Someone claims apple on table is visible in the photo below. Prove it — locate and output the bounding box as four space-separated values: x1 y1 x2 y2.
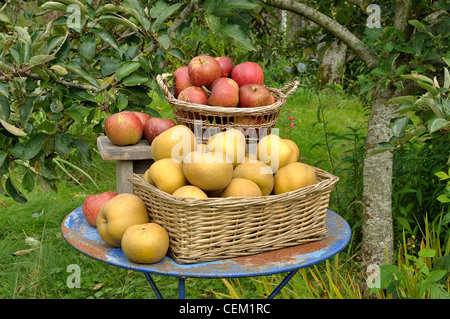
82 191 118 227
96 193 149 247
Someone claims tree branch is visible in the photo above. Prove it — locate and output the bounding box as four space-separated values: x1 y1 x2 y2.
0 73 107 92
168 0 201 39
261 0 379 68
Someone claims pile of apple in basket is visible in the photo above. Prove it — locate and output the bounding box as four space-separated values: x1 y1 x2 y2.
81 55 321 265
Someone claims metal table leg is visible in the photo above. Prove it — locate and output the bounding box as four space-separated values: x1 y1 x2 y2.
144 273 164 299
267 270 298 299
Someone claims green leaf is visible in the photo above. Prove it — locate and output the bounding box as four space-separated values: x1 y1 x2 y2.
222 0 259 9
418 248 436 258
95 4 121 16
40 1 67 12
391 116 410 137
151 2 183 33
157 33 171 50
408 19 433 37
428 118 449 133
387 95 418 105
444 68 450 89
116 61 141 80
22 133 47 160
122 73 149 86
98 14 141 34
74 139 91 164
395 103 420 113
78 41 96 63
401 73 435 86
22 170 35 193
396 217 412 233
96 30 119 50
28 54 56 68
55 133 73 156
435 171 449 180
222 24 255 51
0 95 10 120
117 93 128 111
63 61 100 88
5 176 27 203
57 0 88 15
0 119 26 136
205 15 221 33
20 96 36 128
14 26 31 44
366 142 394 157
65 104 91 122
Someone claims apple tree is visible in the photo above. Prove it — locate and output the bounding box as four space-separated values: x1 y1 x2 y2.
260 0 449 276
0 0 259 203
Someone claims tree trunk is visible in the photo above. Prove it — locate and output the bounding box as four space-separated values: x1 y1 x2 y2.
317 40 348 86
361 86 396 270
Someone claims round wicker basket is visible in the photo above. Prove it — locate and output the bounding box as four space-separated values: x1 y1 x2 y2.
129 166 339 264
156 73 300 144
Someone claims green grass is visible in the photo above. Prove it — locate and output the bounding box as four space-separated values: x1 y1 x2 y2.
0 87 367 299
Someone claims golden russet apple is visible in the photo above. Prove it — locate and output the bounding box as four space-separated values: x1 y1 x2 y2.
232 160 274 196
256 134 299 172
182 151 234 191
273 162 318 195
172 185 208 199
147 158 187 194
96 193 149 247
121 223 169 264
150 125 197 162
206 129 246 168
220 178 262 197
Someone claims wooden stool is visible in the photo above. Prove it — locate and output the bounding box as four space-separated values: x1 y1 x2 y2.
97 136 154 194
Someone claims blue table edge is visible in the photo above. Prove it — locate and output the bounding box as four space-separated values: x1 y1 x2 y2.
62 206 351 279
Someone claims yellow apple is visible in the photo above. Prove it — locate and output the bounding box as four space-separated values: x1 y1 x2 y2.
147 158 187 194
121 223 169 264
206 128 246 167
273 162 317 194
257 134 298 172
96 193 149 247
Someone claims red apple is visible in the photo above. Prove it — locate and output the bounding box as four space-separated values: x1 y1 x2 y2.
188 55 221 87
104 111 143 146
82 191 118 227
143 117 176 144
177 86 208 105
123 111 152 127
207 78 239 107
239 84 271 108
231 61 264 87
268 94 275 105
234 116 267 125
215 56 234 78
174 66 194 97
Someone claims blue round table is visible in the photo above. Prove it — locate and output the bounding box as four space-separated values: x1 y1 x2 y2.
62 207 351 299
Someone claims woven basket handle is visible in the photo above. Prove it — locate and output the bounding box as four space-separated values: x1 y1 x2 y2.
277 80 300 98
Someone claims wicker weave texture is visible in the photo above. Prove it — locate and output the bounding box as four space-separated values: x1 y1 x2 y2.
129 167 338 264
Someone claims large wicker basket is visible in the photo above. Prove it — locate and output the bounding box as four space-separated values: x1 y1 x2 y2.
129 166 338 264
156 73 300 144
